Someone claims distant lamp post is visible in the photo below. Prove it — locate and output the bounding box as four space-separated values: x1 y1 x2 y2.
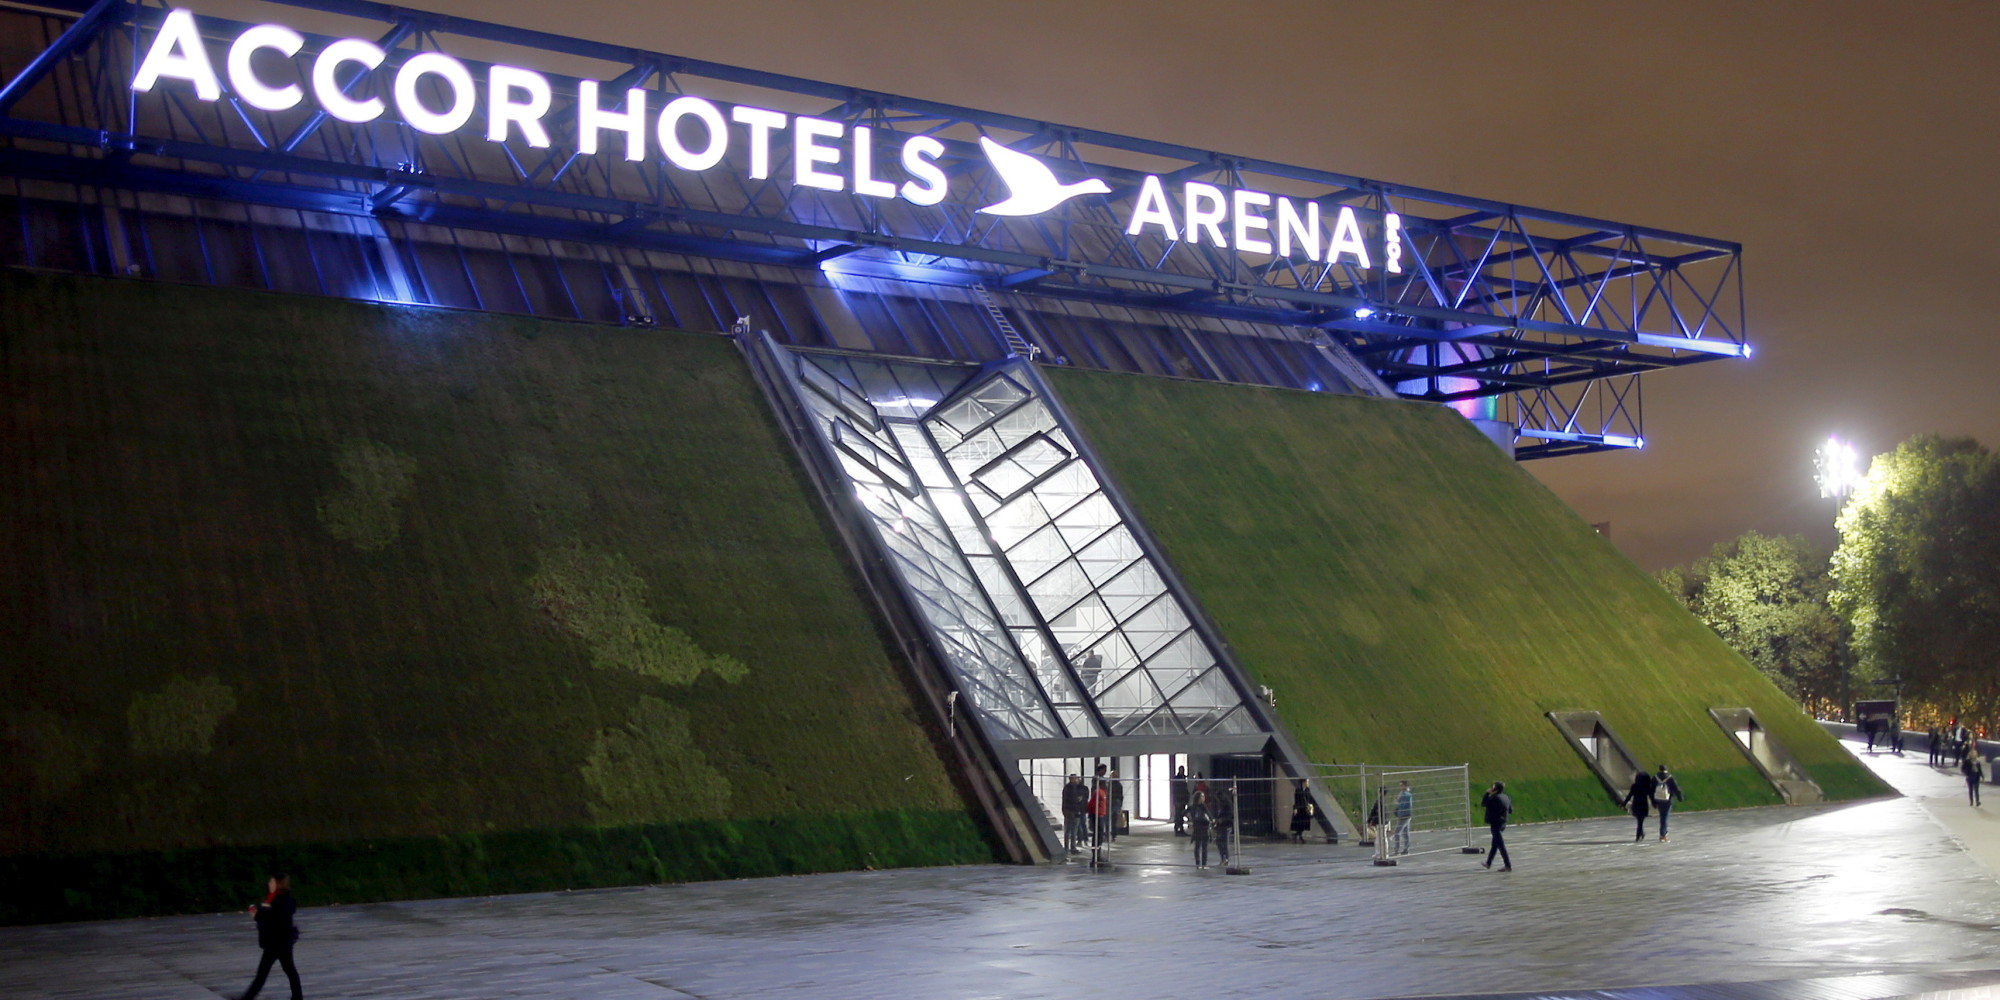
1815 435 1861 500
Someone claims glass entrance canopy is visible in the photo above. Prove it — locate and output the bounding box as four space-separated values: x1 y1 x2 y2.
766 346 1262 746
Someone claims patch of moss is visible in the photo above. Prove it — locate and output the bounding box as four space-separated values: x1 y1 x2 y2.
531 546 748 685
127 677 237 756
581 696 731 825
316 438 418 551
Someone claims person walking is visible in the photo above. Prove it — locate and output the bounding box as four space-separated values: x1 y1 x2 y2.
1392 780 1414 856
1289 780 1315 844
1187 791 1213 869
1171 765 1191 836
1213 783 1236 866
1929 727 1943 767
1089 764 1112 850
1651 765 1683 841
1964 748 1987 807
236 872 302 1000
1060 773 1089 855
1480 782 1513 872
1108 767 1126 842
1621 768 1659 842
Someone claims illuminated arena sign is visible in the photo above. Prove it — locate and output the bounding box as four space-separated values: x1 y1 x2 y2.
130 8 1402 271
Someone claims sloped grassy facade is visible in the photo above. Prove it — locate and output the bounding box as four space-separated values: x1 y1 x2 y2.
1046 368 1886 821
0 271 990 923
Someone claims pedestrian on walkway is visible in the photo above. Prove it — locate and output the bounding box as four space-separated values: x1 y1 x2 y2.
1090 764 1112 849
1061 773 1089 854
1480 781 1513 872
1652 765 1683 841
1213 783 1235 866
236 872 302 1000
1621 768 1659 842
1964 748 1987 807
1171 765 1190 836
1108 767 1125 842
1188 791 1213 869
1929 727 1943 767
1289 780 1315 843
1392 780 1414 856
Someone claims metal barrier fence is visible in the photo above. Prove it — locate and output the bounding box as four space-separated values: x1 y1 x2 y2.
1021 764 1473 872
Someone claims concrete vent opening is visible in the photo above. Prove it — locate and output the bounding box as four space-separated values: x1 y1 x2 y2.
1710 707 1823 805
1547 711 1643 804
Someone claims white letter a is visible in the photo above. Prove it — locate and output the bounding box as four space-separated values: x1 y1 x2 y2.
133 9 222 101
1125 175 1179 240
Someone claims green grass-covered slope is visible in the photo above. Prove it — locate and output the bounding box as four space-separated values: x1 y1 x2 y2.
1047 368 1887 821
0 271 991 923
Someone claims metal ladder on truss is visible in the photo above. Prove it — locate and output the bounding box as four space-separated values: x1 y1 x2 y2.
972 285 1041 360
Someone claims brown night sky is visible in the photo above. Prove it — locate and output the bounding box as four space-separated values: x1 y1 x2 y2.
254 0 2000 570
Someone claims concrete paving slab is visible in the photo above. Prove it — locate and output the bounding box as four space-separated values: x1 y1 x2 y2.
6 743 2000 1000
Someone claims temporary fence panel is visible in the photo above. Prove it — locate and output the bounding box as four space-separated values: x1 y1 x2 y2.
1017 764 1469 872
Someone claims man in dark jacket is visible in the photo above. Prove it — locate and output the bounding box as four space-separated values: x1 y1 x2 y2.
1171 765 1191 835
1651 765 1684 841
239 872 301 1000
1622 769 1660 842
1060 774 1089 854
1480 782 1512 872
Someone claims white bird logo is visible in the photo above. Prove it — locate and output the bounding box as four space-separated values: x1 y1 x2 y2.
976 137 1111 216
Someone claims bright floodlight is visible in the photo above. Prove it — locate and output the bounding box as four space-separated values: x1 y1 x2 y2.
1815 435 1861 499
1353 306 1376 320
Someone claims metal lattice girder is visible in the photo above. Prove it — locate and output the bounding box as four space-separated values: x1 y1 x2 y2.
0 0 1748 452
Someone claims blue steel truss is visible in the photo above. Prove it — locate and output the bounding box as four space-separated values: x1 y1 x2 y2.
0 0 1749 458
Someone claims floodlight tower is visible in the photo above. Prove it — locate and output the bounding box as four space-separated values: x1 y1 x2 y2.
1814 436 1861 501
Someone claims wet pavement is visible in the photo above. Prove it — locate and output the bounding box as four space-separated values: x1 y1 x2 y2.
6 742 2000 1000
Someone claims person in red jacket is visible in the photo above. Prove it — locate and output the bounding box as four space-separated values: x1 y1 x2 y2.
238 872 302 1000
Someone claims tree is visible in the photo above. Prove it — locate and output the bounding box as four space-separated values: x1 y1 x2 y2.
1829 434 2000 728
1658 532 1852 716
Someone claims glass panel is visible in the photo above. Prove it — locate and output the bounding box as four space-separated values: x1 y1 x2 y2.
1095 658 1164 714
1031 464 1098 521
1082 631 1143 699
987 491 1053 550
1052 493 1118 550
1162 665 1238 714
800 356 880 430
933 489 992 553
1144 630 1211 676
974 457 1036 501
1075 525 1142 586
1026 560 1094 620
1007 525 1072 585
1120 595 1190 659
1097 558 1166 619
946 426 1007 467
988 402 1055 451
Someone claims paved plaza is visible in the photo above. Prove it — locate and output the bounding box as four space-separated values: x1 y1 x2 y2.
6 743 2000 1000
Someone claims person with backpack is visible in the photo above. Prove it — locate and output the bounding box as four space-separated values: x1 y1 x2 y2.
1621 769 1659 842
1651 765 1683 841
1480 781 1513 872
